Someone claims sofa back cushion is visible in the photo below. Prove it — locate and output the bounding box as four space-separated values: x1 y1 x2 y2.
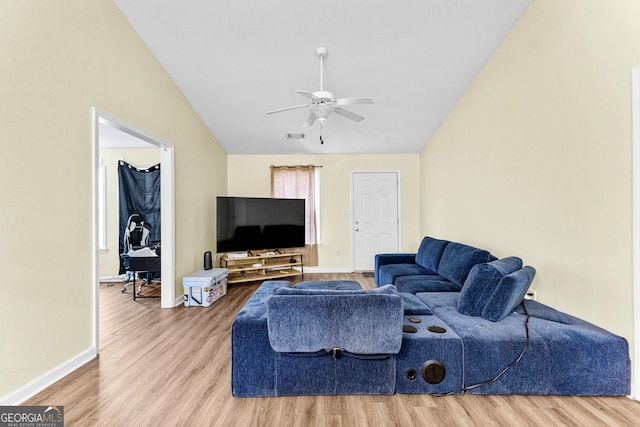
437 242 493 286
481 266 536 322
266 285 403 355
415 236 450 272
457 257 523 316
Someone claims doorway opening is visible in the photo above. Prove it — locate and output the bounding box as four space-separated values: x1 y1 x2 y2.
92 108 176 353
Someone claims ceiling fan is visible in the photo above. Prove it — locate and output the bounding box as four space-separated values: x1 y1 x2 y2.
266 46 374 137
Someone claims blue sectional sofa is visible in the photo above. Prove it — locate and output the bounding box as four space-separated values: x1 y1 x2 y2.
231 237 630 397
231 282 630 397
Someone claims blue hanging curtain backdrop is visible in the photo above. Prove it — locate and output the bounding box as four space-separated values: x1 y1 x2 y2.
118 161 161 274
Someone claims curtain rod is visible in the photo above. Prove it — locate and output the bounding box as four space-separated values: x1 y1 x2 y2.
270 164 322 169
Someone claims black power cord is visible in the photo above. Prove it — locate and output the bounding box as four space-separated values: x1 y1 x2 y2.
435 302 531 396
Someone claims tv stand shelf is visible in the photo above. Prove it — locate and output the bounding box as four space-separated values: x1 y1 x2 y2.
220 251 303 285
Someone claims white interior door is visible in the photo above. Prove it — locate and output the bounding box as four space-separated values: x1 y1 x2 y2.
352 171 399 271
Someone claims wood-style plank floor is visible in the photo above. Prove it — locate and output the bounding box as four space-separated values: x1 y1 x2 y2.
26 273 640 426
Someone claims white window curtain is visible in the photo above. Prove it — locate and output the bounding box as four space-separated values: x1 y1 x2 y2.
271 165 319 266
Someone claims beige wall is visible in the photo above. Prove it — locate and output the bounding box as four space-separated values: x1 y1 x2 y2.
421 0 640 355
227 154 422 269
0 0 226 398
98 148 161 278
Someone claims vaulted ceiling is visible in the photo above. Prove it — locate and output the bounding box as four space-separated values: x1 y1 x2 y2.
113 0 531 154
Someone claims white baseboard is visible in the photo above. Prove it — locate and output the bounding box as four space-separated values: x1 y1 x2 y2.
174 295 185 307
302 267 353 274
0 347 96 405
99 275 125 283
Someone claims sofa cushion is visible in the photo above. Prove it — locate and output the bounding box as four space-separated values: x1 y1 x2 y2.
437 242 493 286
267 285 403 354
415 236 450 272
399 292 433 315
457 257 523 316
481 266 536 322
272 284 397 297
375 253 419 286
377 263 433 286
295 280 362 290
394 275 462 293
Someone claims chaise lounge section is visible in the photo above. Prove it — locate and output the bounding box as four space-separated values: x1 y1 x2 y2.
396 291 630 395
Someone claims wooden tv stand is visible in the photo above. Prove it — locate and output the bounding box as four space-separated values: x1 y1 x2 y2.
220 251 303 285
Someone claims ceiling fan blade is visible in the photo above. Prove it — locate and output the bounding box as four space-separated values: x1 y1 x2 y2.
303 113 317 127
266 104 309 115
335 97 374 106
297 90 318 101
334 107 364 122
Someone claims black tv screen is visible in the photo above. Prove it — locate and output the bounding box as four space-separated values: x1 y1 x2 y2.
216 196 306 253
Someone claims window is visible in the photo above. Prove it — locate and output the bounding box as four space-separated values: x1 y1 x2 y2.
271 165 320 265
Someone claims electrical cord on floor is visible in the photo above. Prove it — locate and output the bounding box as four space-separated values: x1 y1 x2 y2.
435 302 531 397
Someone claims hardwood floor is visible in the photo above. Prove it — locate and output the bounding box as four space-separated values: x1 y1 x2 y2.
26 273 640 426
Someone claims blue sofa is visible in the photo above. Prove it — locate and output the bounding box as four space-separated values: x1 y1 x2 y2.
375 236 498 292
231 277 630 396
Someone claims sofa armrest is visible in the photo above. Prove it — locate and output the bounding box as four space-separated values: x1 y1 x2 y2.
374 253 416 285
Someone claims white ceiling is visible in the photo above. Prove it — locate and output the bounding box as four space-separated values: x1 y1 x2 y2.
113 0 531 155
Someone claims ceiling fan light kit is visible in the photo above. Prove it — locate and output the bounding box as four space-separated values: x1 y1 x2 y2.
266 46 374 144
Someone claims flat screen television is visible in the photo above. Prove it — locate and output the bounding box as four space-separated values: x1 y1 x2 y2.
216 196 306 253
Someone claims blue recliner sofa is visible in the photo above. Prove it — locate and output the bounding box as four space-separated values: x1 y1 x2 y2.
231 238 631 397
